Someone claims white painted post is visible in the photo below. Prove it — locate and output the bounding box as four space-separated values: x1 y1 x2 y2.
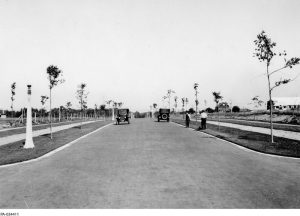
34 112 37 123
24 85 34 149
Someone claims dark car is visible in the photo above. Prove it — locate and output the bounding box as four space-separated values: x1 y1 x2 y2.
157 108 170 122
116 108 130 124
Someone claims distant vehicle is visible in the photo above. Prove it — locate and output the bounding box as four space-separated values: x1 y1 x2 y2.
116 108 130 124
157 108 170 122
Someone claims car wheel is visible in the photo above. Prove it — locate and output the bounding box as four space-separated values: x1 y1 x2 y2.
162 114 168 120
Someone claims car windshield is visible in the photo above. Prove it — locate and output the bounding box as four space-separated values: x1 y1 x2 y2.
118 109 128 115
160 109 170 113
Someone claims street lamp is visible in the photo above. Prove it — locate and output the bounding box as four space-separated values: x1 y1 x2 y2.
24 85 34 149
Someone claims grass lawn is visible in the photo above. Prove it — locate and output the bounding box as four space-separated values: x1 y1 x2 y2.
0 119 102 138
172 119 300 158
207 118 300 133
0 120 112 166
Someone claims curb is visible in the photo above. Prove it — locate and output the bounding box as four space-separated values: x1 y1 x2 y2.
0 123 113 169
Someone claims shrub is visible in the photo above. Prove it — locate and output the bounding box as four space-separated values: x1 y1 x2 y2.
206 107 214 113
232 106 240 112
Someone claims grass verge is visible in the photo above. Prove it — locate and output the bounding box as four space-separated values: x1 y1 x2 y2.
172 118 300 158
206 118 300 133
0 120 112 166
0 119 105 138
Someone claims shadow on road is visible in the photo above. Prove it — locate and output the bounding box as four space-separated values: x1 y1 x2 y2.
113 123 130 126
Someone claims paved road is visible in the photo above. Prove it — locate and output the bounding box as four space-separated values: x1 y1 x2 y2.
0 119 300 208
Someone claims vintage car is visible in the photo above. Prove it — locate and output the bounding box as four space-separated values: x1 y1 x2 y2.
116 108 130 124
157 108 170 122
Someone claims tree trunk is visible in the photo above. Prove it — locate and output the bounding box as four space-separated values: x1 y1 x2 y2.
50 88 53 139
217 102 220 130
195 92 198 122
267 66 274 144
59 106 61 122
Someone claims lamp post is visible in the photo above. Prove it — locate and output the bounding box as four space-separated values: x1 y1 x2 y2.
24 85 34 149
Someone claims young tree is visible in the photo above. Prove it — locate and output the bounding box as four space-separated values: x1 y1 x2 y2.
212 91 223 130
251 96 264 120
117 102 123 108
106 100 112 110
76 83 88 128
113 101 119 118
94 104 98 119
41 95 49 122
194 83 199 121
167 89 175 110
181 98 185 111
100 104 106 110
106 100 114 119
174 96 178 113
10 82 16 118
153 103 157 110
185 98 189 110
47 65 64 139
66 101 72 120
253 30 300 143
99 104 106 118
181 97 188 118
162 95 168 108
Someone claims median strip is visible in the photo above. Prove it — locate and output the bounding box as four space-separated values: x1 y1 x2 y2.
0 120 103 146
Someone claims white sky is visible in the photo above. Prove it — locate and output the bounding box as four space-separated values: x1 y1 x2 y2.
1 0 300 112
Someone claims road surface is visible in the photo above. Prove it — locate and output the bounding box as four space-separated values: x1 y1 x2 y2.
0 119 300 208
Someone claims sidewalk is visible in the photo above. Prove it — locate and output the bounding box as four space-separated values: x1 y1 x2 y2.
0 120 99 146
205 120 300 141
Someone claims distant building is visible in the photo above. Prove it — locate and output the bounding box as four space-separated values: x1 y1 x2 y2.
268 97 300 110
0 109 6 118
218 102 231 112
